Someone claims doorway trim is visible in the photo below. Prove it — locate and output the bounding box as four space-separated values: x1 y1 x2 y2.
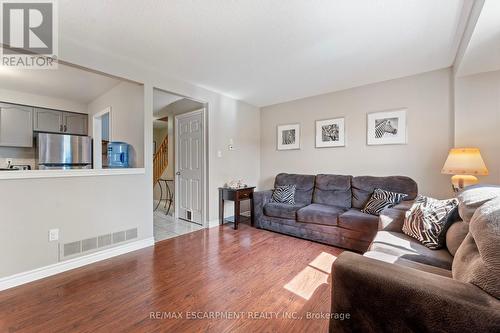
92 106 112 169
174 108 207 226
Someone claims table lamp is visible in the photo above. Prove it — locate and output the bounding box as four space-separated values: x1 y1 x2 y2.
441 148 488 192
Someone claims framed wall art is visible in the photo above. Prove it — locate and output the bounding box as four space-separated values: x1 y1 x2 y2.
277 123 300 150
367 109 407 145
315 117 345 148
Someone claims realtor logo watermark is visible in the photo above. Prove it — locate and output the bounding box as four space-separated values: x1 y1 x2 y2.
1 0 58 68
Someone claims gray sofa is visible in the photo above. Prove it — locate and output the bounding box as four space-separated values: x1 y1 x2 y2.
330 185 500 332
253 173 417 252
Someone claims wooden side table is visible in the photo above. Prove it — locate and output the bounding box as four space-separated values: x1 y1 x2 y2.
219 186 256 229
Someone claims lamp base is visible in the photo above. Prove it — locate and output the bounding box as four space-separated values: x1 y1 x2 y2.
451 175 478 192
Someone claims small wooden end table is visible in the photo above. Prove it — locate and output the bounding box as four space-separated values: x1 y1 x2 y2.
219 186 256 229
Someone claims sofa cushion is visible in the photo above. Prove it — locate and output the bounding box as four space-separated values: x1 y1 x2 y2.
296 204 346 226
338 209 379 234
402 195 459 250
312 174 352 208
352 176 417 209
369 231 453 270
272 184 296 204
453 197 500 299
457 184 500 223
446 221 469 256
263 202 305 220
275 173 315 205
361 188 407 216
364 251 452 277
378 205 410 232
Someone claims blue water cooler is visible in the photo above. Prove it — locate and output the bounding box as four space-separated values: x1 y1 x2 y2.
107 142 129 168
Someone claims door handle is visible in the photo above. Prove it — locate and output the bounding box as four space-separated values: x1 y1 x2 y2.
176 172 181 176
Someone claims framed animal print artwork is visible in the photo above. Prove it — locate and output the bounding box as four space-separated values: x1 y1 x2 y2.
277 123 300 150
367 109 407 145
315 117 345 148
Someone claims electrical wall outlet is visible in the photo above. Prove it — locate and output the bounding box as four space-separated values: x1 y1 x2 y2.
6 158 13 166
49 229 59 242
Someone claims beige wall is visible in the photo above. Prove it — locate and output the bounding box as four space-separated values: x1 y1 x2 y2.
211 99 261 216
260 68 454 199
155 100 261 217
455 70 500 185
0 38 261 279
0 174 150 278
87 82 145 168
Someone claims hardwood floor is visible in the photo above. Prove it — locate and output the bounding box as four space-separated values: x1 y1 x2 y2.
0 224 344 333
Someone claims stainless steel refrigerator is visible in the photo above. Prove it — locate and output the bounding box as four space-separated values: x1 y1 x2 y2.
36 133 92 169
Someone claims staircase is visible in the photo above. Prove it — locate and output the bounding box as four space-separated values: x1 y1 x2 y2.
153 136 168 185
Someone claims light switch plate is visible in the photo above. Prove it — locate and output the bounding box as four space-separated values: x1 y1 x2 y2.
49 229 59 242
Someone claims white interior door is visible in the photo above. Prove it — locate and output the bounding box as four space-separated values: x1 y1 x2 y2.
175 110 204 225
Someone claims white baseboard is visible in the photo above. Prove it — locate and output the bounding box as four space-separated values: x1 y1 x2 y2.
0 237 155 292
207 210 251 228
208 219 220 228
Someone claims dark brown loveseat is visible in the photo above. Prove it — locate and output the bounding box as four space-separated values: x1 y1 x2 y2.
330 185 500 332
253 173 417 252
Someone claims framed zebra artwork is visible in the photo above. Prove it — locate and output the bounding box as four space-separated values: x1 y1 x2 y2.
277 123 300 150
367 109 407 145
315 117 345 148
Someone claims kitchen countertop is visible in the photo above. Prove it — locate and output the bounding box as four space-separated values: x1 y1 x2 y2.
0 168 145 180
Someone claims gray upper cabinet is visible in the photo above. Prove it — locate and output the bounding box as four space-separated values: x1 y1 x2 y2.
63 113 87 135
0 103 33 147
34 108 63 133
34 107 88 135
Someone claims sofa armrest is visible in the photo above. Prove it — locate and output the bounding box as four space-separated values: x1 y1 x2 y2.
253 190 273 228
330 252 500 333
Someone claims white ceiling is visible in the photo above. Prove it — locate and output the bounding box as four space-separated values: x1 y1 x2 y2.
60 0 470 106
0 62 121 104
457 0 500 77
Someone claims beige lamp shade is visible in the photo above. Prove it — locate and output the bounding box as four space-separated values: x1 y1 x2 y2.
441 148 488 175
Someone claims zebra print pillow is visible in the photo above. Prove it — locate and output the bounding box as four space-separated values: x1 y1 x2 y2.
402 195 459 249
272 185 296 205
361 188 408 216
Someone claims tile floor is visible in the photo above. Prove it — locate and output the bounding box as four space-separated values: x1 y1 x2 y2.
153 204 204 242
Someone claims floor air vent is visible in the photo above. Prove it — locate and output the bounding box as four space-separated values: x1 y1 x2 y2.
112 231 126 244
98 234 112 248
82 237 98 252
63 241 81 257
125 228 138 240
61 227 138 259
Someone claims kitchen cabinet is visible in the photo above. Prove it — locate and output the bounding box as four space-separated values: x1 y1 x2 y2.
34 108 88 135
0 103 33 147
34 108 62 133
63 113 87 135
